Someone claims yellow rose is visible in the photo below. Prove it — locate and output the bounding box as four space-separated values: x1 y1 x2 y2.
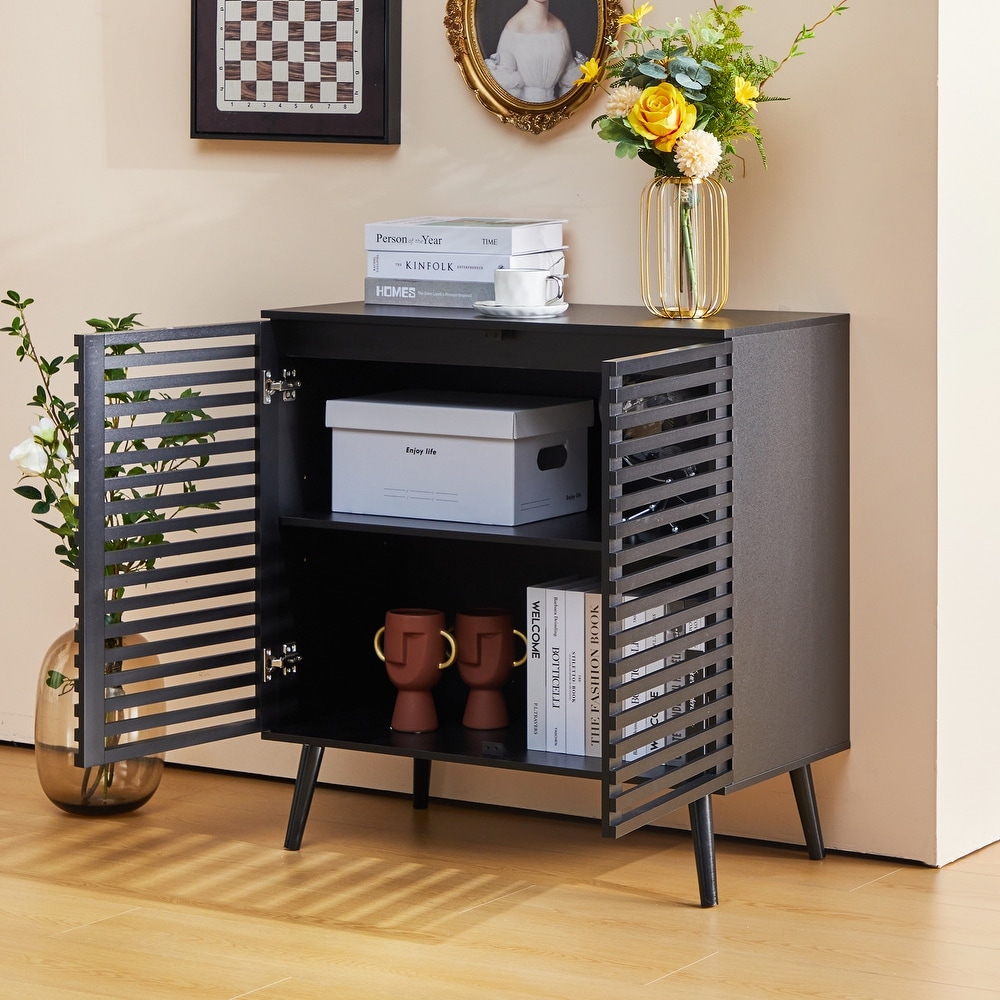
620 3 654 26
575 58 602 87
734 75 760 109
627 82 696 152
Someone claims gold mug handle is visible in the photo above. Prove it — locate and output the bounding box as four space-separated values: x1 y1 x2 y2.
374 626 457 670
439 629 457 669
512 628 528 668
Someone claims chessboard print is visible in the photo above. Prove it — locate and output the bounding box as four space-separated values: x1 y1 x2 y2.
218 0 363 113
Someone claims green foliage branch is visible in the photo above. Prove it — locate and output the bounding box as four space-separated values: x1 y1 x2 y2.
4 290 218 689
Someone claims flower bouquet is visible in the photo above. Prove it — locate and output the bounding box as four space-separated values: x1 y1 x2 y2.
578 2 847 317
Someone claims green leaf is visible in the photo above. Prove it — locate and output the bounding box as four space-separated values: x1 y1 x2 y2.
45 669 68 690
14 485 43 501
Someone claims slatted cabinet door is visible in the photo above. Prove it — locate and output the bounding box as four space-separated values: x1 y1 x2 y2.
603 342 735 838
74 321 267 767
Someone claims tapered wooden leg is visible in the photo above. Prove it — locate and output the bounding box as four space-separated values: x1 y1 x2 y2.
284 744 324 850
413 757 431 810
790 764 826 860
688 795 719 907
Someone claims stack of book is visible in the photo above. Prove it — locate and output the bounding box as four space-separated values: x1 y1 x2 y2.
364 216 566 309
525 576 706 761
526 576 602 758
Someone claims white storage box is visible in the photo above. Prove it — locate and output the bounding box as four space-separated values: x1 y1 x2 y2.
325 390 593 525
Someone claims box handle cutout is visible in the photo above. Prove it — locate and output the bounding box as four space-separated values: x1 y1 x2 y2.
536 443 568 471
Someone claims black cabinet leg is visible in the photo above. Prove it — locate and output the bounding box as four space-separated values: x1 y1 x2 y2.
413 758 431 810
688 795 719 907
790 764 826 861
284 744 325 851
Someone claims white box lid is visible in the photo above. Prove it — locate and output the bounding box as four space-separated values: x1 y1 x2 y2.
325 390 593 440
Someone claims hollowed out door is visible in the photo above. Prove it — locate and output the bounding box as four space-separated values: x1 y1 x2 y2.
74 320 275 767
603 341 735 838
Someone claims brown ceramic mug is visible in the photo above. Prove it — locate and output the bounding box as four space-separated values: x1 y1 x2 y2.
374 608 456 733
455 609 527 730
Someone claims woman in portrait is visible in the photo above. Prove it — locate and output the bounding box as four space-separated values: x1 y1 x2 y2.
485 0 587 103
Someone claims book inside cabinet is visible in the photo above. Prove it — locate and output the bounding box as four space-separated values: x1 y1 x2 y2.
73 302 850 908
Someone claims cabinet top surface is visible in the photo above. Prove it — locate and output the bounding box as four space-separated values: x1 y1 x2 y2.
262 301 847 340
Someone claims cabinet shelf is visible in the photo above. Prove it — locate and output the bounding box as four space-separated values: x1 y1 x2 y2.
278 509 604 550
265 718 603 779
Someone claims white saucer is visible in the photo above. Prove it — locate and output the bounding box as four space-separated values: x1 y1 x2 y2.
473 300 569 319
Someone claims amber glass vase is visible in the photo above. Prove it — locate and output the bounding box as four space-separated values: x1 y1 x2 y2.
33 627 164 815
639 174 729 319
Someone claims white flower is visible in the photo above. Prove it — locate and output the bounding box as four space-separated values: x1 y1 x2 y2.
605 84 643 119
673 129 723 179
66 467 79 501
9 437 48 476
30 416 57 443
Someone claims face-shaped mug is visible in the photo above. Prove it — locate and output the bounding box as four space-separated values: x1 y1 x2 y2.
374 608 456 733
455 608 527 730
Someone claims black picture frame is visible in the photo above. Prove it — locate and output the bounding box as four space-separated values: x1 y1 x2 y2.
191 0 401 144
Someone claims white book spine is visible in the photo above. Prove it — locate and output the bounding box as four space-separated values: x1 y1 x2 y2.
366 248 566 283
563 587 586 756
525 584 547 752
545 586 567 753
364 218 565 254
584 589 602 758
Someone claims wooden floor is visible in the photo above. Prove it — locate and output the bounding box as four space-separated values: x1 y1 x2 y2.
2 745 999 999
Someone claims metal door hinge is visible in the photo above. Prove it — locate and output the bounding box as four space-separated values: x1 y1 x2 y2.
263 369 301 404
264 642 301 681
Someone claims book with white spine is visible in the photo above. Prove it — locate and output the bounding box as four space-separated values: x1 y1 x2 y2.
366 248 566 283
525 575 578 752
562 578 599 756
364 216 565 254
583 585 603 758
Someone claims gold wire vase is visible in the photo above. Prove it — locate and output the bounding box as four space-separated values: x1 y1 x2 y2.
640 174 729 319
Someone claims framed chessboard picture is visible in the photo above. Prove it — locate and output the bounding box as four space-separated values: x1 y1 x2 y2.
191 0 401 143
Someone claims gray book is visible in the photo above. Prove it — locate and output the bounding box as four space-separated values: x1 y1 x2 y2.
364 277 494 309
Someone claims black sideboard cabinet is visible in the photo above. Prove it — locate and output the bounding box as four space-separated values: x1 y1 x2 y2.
74 302 849 907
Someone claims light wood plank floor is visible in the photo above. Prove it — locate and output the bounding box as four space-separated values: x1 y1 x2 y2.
2 744 999 999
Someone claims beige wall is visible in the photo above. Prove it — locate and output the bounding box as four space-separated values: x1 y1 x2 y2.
1 1 991 865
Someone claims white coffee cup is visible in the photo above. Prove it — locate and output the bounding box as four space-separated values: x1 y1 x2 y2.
493 268 566 308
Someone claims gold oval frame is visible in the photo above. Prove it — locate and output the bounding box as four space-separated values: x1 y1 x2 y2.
445 0 623 134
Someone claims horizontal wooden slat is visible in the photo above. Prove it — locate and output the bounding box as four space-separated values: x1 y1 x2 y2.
103 507 255 540
103 531 256 568
103 413 255 443
104 390 256 418
107 367 255 392
102 344 256 368
104 602 256 640
109 672 256 712
99 720 261 764
107 578 256 614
